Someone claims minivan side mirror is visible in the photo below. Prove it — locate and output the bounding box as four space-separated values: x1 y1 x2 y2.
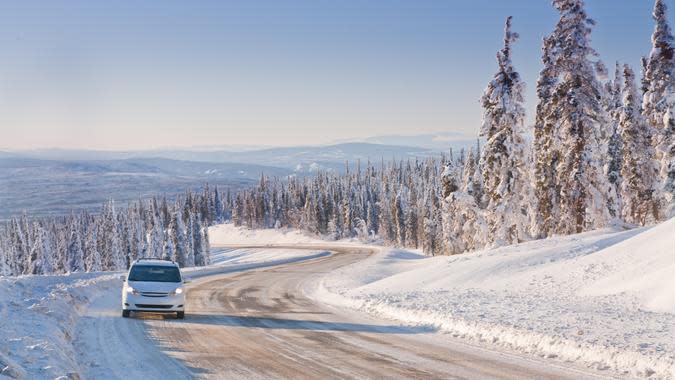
183 280 191 284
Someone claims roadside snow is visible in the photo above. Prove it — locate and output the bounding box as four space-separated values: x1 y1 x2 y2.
579 219 675 314
6 220 673 379
0 273 118 378
0 247 326 379
309 219 675 379
209 223 327 246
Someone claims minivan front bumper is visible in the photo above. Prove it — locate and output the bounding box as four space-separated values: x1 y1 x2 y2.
122 293 185 312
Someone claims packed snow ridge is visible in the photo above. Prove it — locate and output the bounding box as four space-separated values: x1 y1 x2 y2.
305 218 675 379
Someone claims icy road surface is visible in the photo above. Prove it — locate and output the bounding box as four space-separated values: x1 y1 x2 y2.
76 245 615 380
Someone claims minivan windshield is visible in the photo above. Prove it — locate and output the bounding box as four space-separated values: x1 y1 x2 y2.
128 265 181 283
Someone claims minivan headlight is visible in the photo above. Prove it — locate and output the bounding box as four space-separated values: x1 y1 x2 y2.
126 286 138 295
172 288 183 295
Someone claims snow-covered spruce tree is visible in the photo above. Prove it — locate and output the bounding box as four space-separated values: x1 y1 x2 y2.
378 181 395 244
423 186 443 255
440 156 486 254
460 152 489 250
545 0 611 234
172 211 189 267
354 217 369 241
99 200 125 270
619 65 661 225
28 223 54 275
192 215 206 267
66 219 85 272
441 162 462 254
52 222 67 273
533 32 561 238
214 186 224 223
186 212 196 267
84 224 102 272
603 62 624 219
643 0 675 216
405 187 419 249
131 214 145 263
479 16 530 246
201 223 211 266
328 198 345 240
471 140 486 208
0 233 10 276
145 206 163 259
393 188 407 247
461 147 484 208
162 222 175 261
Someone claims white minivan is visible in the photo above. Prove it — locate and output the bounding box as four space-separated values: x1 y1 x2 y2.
122 258 186 319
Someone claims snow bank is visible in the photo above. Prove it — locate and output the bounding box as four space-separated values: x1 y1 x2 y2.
579 217 675 314
311 222 675 379
209 223 327 246
0 272 119 378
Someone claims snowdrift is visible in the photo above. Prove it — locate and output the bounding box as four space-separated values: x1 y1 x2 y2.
579 217 675 314
311 220 675 379
0 273 119 378
209 223 328 246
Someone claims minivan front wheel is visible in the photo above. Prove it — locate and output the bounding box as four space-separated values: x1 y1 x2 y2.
177 311 185 319
122 310 130 318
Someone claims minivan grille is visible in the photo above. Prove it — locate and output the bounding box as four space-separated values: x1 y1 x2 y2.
135 304 173 309
140 292 169 297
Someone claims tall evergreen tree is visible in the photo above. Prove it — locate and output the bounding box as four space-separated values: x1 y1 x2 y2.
84 225 102 272
100 200 125 270
192 216 206 266
146 207 163 259
619 65 661 225
393 188 406 247
480 16 530 245
533 32 561 238
542 0 611 234
643 0 675 216
173 211 189 267
163 220 176 262
604 62 624 219
66 220 85 272
185 213 196 267
201 223 211 266
28 224 53 275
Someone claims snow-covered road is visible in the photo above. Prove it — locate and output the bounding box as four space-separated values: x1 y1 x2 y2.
70 248 330 379
76 245 612 380
6 232 663 379
75 285 192 379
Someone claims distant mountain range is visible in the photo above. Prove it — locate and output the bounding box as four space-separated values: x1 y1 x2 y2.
332 131 477 152
0 136 476 218
0 157 292 219
3 142 449 172
3 131 479 168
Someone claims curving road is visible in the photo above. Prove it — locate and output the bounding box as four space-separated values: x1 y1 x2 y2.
115 245 614 380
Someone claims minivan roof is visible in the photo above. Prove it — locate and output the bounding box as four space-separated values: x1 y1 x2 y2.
133 259 178 267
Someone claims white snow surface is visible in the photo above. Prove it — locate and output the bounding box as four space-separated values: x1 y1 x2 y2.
4 220 675 379
309 219 675 379
0 272 119 379
0 247 325 379
209 223 329 246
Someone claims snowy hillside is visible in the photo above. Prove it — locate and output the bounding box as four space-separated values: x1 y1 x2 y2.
310 219 675 379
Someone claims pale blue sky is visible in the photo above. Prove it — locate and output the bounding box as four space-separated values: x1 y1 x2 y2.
0 1 671 150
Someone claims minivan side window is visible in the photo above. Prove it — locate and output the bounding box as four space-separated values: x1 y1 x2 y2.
128 265 181 282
